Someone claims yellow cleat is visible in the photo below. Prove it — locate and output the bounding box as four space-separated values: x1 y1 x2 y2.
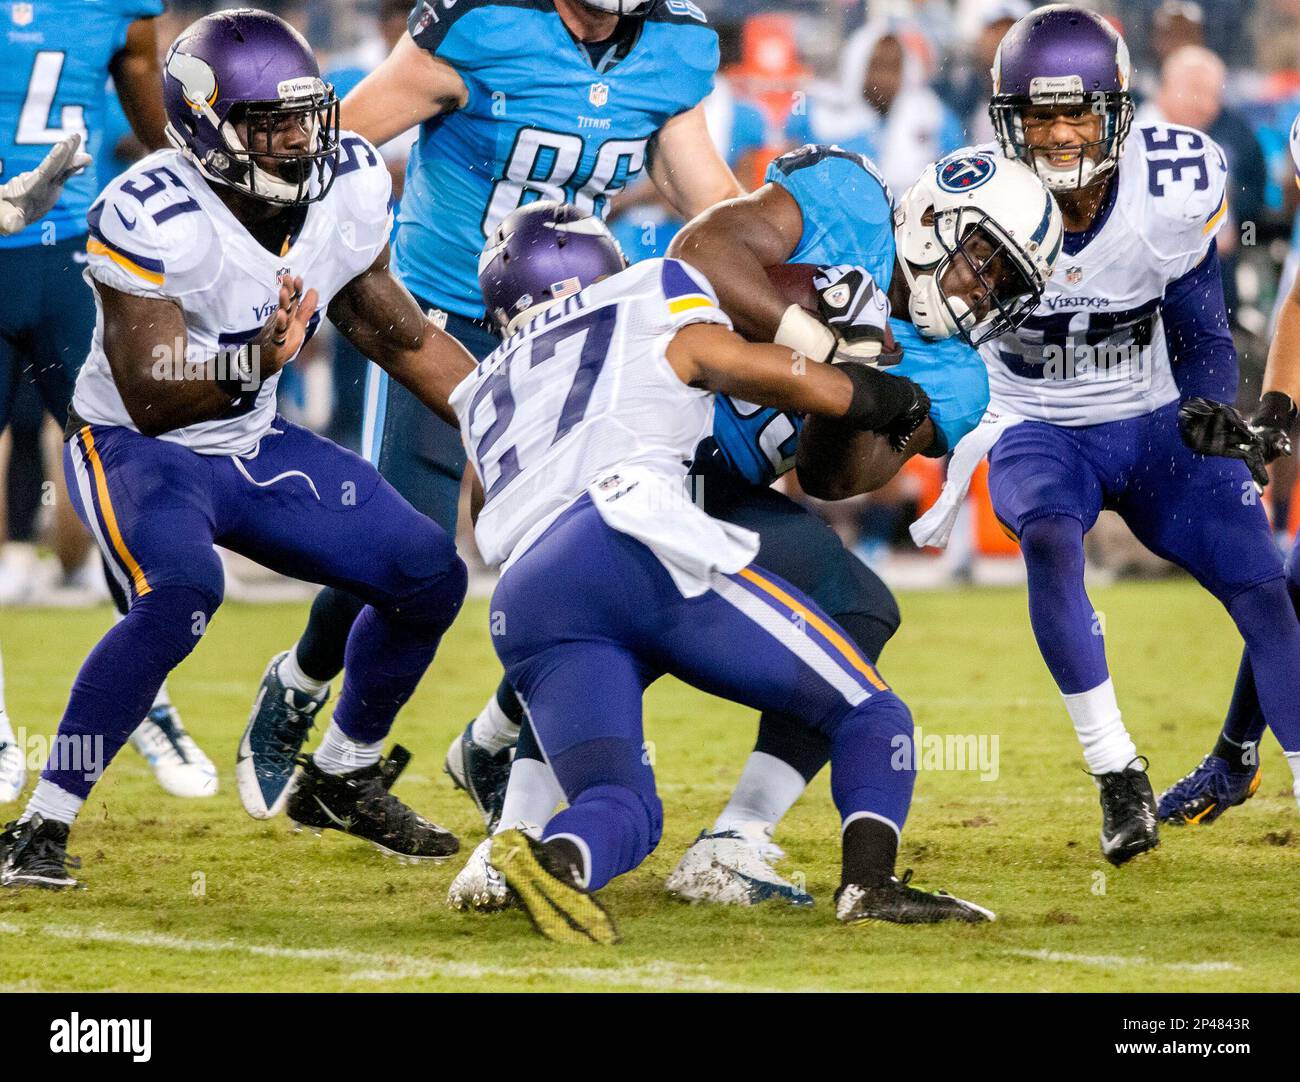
490 829 619 946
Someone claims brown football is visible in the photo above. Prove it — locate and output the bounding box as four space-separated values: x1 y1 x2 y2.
765 262 821 314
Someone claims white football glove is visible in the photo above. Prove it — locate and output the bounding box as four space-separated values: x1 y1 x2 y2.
0 133 91 236
813 264 892 363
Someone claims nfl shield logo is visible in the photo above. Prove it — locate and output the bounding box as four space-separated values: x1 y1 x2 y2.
11 3 33 26
1066 265 1083 285
589 82 609 108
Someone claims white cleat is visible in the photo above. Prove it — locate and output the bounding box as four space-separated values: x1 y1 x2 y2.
0 740 25 804
666 825 813 908
130 706 218 798
447 837 515 912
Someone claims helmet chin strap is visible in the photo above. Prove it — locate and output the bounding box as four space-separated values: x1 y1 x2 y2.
899 258 966 341
1030 150 1113 193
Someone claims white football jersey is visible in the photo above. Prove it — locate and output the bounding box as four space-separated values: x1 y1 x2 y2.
73 133 392 455
452 258 731 571
978 124 1229 425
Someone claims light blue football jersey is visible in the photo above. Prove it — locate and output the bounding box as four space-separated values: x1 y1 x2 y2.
710 144 991 487
0 0 162 249
396 0 717 319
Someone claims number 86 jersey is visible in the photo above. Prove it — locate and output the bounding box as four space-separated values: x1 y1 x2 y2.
398 0 718 322
452 257 731 570
979 123 1229 426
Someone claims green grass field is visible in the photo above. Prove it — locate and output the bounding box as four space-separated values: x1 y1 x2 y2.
1 581 1298 992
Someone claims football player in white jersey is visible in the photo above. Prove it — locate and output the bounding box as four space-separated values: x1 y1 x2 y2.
0 10 477 889
915 5 1300 863
1165 112 1300 822
452 199 994 942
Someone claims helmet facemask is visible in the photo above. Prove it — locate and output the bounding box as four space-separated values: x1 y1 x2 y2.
901 207 1044 347
991 87 1133 192
212 90 340 206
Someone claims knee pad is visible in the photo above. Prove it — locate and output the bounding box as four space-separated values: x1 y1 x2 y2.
126 584 222 669
388 549 468 633
1019 514 1084 571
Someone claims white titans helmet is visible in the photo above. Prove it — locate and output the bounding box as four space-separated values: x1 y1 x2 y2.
893 150 1063 345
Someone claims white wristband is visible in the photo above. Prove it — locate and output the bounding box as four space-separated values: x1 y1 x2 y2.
774 304 836 364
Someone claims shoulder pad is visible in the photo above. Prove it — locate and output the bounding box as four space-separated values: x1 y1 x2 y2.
88 153 220 297
1130 123 1229 261
649 0 710 25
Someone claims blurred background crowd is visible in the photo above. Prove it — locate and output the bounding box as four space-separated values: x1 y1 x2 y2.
4 0 1300 603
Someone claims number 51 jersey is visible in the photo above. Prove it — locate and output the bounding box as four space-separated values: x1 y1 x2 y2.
72 133 392 455
452 257 731 570
399 0 718 321
979 123 1230 426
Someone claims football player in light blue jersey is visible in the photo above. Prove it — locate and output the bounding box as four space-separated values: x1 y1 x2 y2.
0 0 219 804
244 0 747 818
446 143 1063 911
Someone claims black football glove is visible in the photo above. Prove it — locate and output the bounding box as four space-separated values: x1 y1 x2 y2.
1250 390 1298 465
1177 396 1272 491
814 264 891 363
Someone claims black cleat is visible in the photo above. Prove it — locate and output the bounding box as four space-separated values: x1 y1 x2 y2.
1094 757 1159 866
835 870 996 925
287 746 459 862
489 829 619 945
444 721 512 832
1 815 82 890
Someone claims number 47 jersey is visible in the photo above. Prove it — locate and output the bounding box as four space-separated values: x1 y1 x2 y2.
980 123 1229 426
452 258 732 571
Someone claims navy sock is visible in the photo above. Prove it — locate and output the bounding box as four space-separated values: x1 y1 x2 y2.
295 586 365 683
1020 515 1109 694
43 585 217 799
1225 577 1300 754
332 558 467 745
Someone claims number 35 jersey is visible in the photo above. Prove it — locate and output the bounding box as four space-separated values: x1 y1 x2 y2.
72 135 392 455
399 0 717 321
979 124 1229 426
452 257 730 569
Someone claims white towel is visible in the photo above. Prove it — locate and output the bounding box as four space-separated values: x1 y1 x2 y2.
588 466 760 598
909 410 1026 549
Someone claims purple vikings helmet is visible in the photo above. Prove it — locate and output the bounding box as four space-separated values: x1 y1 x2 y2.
479 201 628 335
162 9 340 205
989 5 1134 191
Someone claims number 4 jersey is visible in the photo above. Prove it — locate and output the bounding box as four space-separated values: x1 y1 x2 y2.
72 134 392 455
979 123 1230 426
399 0 717 321
0 0 163 250
453 257 733 571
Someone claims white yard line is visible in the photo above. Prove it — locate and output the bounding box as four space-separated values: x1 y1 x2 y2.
1008 948 1240 972
0 920 751 991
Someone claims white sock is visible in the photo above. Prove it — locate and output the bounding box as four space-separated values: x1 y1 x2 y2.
150 680 172 712
1284 750 1300 800
279 648 330 697
713 751 807 834
0 646 15 744
312 722 382 776
19 779 84 826
470 695 520 754
496 757 564 835
1062 678 1138 775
